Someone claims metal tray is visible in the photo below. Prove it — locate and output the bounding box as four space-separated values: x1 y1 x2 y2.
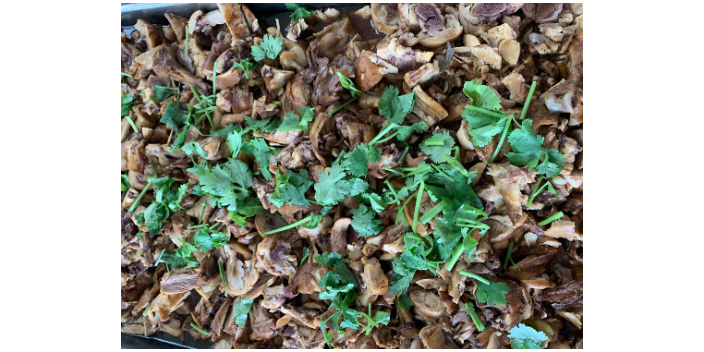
120 2 364 349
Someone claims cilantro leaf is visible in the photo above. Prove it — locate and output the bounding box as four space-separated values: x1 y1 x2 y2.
232 58 256 79
475 280 509 306
251 34 283 62
154 85 178 101
508 323 548 349
207 124 236 138
360 192 387 214
278 109 313 133
226 129 243 157
300 247 310 265
313 163 349 207
121 174 131 192
342 143 379 178
351 204 383 237
241 138 272 180
170 130 187 153
378 86 416 124
160 101 188 131
286 3 312 21
315 252 357 301
232 298 254 328
191 228 228 252
395 121 427 142
463 79 502 111
269 169 313 207
419 131 455 163
461 106 510 148
506 119 564 177
336 72 361 97
182 141 207 158
143 202 169 235
121 92 137 116
245 116 281 133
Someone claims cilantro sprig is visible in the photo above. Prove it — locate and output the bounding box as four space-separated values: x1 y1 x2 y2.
252 34 283 62
269 169 314 207
369 86 421 145
232 298 254 327
121 174 131 192
336 72 361 98
232 58 256 79
286 3 312 21
277 107 315 133
508 323 548 349
315 252 390 347
505 118 565 178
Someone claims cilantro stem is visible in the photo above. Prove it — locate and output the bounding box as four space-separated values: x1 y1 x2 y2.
396 190 418 225
384 179 398 198
187 224 208 229
490 115 513 163
190 322 210 335
124 115 139 133
424 137 445 146
447 243 465 272
263 214 314 235
466 303 485 332
121 72 133 77
420 201 444 224
184 25 189 58
128 181 152 212
398 147 409 164
370 122 398 145
538 211 564 226
329 96 359 116
519 81 538 121
155 248 166 268
459 270 490 285
503 239 515 270
142 302 151 316
218 261 228 296
527 176 549 207
412 182 425 232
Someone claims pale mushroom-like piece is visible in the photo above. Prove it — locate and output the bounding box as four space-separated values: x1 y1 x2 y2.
404 61 441 89
501 72 528 103
261 65 294 92
330 217 351 257
522 3 564 23
255 237 298 277
544 219 583 241
371 4 399 35
165 13 188 41
398 3 420 31
134 19 166 50
418 324 459 348
486 163 537 225
217 3 251 43
361 256 389 295
498 39 521 66
225 255 260 296
471 44 503 70
410 289 450 322
415 4 463 48
412 86 448 128
292 262 328 294
355 50 398 92
488 23 517 45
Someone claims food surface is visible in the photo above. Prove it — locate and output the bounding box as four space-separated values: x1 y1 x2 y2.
121 3 583 349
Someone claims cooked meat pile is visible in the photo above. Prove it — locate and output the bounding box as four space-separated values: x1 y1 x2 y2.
121 3 583 349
